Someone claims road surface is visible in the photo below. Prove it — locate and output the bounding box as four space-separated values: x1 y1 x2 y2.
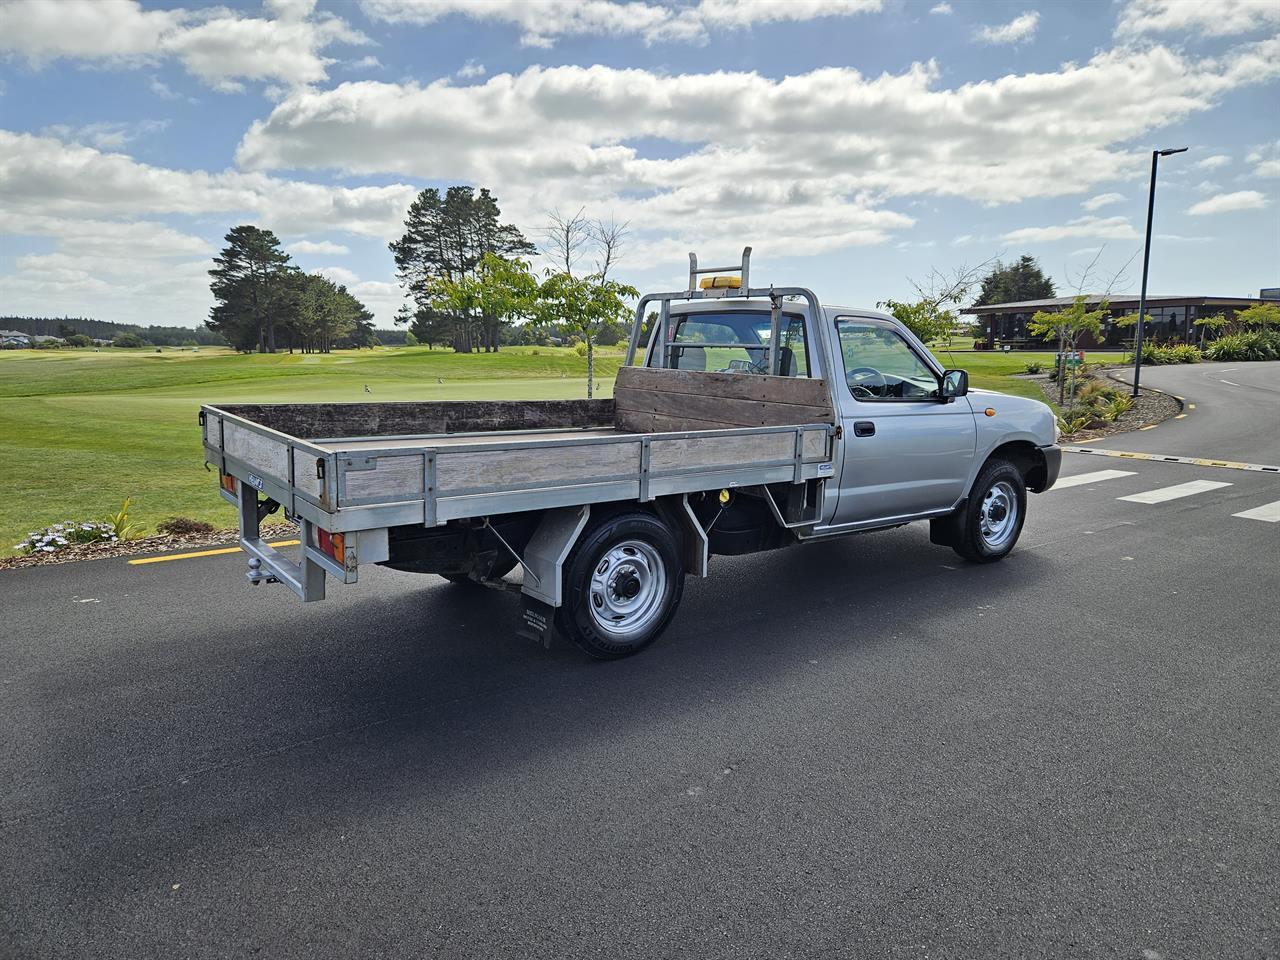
2 367 1277 959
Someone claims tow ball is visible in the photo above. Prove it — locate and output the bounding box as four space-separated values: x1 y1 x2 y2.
245 556 280 586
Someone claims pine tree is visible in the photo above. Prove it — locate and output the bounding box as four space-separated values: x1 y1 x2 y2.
207 226 293 353
389 186 534 352
973 255 1056 307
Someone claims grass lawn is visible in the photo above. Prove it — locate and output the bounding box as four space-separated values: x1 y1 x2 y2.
0 344 1056 555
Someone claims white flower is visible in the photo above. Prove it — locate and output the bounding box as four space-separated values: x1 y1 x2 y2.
41 546 55 552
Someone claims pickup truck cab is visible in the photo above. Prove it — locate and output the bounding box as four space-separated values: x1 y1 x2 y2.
201 248 1059 659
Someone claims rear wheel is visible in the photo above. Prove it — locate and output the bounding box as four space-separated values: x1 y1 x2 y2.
950 458 1026 563
557 511 685 660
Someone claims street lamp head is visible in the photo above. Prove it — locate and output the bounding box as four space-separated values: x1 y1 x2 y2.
1159 147 1189 156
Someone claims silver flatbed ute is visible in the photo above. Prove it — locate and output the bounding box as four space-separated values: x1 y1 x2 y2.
202 248 1060 659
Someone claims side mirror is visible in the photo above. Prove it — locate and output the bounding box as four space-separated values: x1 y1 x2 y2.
940 369 969 400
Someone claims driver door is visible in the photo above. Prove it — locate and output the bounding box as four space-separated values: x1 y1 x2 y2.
831 317 976 524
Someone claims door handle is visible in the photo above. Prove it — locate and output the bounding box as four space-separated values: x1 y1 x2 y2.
854 421 875 437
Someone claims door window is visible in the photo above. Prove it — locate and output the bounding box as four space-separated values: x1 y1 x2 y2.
663 311 809 377
835 318 939 401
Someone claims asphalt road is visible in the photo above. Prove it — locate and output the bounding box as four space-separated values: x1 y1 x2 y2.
2 369 1278 960
1101 361 1280 464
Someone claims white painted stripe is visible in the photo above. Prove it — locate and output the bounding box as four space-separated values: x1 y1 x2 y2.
1232 500 1280 523
1051 469 1138 490
1118 480 1232 504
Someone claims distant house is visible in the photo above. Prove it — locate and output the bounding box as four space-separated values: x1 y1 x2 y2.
0 329 31 349
962 294 1274 349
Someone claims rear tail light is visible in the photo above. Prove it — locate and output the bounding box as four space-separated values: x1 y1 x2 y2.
317 528 345 564
220 473 237 495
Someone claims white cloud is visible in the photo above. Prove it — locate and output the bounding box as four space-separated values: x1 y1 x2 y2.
1117 0 1280 38
40 119 169 151
1247 141 1280 178
0 130 418 238
348 55 383 71
1186 190 1270 215
974 11 1039 45
1001 215 1139 244
287 239 351 255
358 0 881 47
930 3 953 14
350 280 411 321
1082 192 1125 211
315 265 360 286
457 59 486 79
233 38 1280 264
1195 154 1230 170
0 211 214 326
0 0 371 91
1193 179 1221 194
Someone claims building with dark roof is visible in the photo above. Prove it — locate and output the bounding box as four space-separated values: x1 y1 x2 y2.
962 294 1274 350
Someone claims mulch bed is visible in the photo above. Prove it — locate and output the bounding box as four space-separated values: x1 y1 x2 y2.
1021 367 1182 443
0 522 298 572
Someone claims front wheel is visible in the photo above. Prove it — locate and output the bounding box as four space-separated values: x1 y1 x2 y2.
557 511 685 660
949 459 1027 563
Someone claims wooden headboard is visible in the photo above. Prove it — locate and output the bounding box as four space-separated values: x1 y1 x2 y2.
613 366 835 432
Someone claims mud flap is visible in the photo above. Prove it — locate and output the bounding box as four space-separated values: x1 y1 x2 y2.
516 595 556 648
929 500 966 547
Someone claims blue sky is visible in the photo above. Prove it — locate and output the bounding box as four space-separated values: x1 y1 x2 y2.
1 0 1277 328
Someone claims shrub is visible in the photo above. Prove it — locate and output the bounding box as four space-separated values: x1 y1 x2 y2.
1023 361 1043 374
112 333 145 348
1077 378 1121 406
1056 413 1095 437
15 521 118 555
573 341 589 357
65 333 93 347
104 497 144 540
1102 395 1134 422
156 516 216 536
1141 343 1202 365
1205 330 1280 362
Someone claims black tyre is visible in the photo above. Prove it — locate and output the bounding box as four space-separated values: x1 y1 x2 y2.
556 511 685 660
441 555 518 586
950 458 1027 563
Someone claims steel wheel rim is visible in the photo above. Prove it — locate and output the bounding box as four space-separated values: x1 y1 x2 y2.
588 539 667 641
979 480 1019 549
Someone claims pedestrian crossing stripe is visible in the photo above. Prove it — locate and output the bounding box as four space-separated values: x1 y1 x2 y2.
1118 479 1232 504
1049 469 1137 490
1061 446 1280 474
1232 500 1280 523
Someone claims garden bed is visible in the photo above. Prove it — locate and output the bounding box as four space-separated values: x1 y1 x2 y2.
0 521 298 571
1025 367 1181 442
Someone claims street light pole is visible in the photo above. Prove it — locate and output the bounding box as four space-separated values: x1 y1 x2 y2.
1132 146 1188 398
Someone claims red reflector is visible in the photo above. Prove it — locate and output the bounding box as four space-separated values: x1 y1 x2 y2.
220 473 237 494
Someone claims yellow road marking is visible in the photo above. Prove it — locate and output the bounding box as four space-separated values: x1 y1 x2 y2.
129 539 299 565
1188 403 1196 410
1175 413 1187 419
1139 424 1157 430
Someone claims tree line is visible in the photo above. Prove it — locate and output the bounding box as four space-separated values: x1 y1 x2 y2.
2 316 224 346
206 226 375 353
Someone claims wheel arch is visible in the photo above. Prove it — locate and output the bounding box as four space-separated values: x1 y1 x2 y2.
985 439 1051 493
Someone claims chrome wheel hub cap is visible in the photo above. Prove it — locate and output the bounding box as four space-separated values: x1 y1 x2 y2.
979 481 1019 549
588 540 667 641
